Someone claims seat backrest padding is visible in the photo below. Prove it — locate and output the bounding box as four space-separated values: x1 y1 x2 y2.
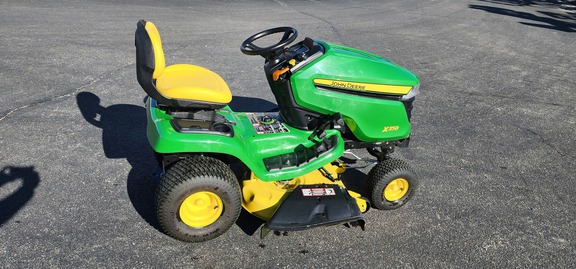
143 22 166 79
135 19 168 104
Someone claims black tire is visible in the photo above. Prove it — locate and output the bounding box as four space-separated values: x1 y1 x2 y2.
366 158 418 210
155 156 241 242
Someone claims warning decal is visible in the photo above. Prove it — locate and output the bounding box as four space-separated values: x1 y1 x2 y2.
301 188 336 197
247 113 289 135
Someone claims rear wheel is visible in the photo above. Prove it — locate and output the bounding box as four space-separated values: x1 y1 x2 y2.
366 158 418 210
155 156 241 242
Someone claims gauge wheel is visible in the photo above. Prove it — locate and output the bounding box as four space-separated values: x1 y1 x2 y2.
155 156 241 242
366 158 418 210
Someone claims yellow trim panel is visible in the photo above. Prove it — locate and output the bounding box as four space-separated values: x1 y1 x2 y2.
313 78 412 95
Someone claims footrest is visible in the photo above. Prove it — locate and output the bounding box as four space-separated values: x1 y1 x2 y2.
169 110 233 136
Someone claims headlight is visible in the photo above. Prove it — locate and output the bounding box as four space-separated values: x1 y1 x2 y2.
400 84 419 101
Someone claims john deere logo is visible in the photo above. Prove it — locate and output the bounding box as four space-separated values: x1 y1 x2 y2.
330 81 366 91
313 79 412 95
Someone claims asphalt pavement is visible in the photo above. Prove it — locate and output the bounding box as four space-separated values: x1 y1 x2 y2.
1 0 575 268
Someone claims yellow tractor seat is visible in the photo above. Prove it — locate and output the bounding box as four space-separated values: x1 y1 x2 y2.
156 64 231 105
135 20 232 109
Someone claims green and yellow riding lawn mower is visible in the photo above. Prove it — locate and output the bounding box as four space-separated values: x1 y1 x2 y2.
135 20 420 242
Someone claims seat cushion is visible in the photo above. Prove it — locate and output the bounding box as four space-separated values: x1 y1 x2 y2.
155 64 232 105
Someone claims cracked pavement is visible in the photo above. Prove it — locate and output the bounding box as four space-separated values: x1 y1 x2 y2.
1 0 575 268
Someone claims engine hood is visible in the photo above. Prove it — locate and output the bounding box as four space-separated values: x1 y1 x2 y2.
310 41 419 89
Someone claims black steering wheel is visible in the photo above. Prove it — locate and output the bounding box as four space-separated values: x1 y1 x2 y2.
240 27 298 58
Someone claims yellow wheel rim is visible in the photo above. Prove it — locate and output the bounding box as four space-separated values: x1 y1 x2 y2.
179 191 223 228
384 178 409 201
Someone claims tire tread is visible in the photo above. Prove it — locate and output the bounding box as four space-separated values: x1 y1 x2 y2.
366 158 418 210
155 155 241 242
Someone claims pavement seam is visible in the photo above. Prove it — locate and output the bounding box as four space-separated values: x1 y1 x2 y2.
270 0 346 45
299 11 346 45
0 63 134 123
523 127 564 157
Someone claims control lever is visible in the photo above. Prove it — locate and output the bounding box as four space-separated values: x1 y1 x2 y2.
308 113 341 141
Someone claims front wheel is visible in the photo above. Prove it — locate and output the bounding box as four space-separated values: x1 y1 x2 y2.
155 156 242 242
366 158 418 210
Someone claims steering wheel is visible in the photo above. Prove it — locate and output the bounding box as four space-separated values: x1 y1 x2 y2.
240 27 298 58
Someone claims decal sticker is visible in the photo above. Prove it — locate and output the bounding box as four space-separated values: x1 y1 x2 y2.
313 78 412 95
382 126 400 132
301 188 336 197
247 113 289 135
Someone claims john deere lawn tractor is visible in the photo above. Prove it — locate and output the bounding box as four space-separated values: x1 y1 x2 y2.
135 20 420 242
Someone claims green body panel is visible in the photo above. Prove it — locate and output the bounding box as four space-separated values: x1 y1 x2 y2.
146 99 344 182
290 41 419 141
145 40 418 181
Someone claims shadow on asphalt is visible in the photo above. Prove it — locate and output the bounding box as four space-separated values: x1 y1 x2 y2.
76 91 287 236
0 166 40 227
76 91 160 231
470 3 576 32
478 0 575 7
74 91 382 237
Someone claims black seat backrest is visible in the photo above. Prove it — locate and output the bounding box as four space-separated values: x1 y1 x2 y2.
135 20 231 110
135 19 180 107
